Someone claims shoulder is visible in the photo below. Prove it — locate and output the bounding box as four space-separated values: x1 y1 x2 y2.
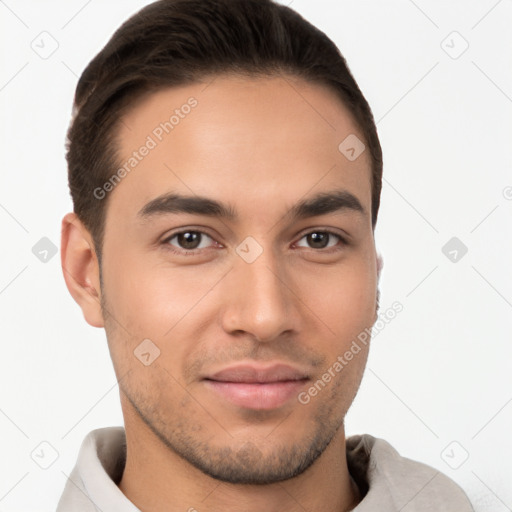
346 434 474 511
56 427 136 512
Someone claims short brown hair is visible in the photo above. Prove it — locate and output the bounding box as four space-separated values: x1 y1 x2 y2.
66 0 383 259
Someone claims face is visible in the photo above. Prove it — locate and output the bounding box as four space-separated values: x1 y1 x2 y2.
98 74 378 484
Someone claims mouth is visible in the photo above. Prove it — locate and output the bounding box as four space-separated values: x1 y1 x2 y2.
203 363 310 410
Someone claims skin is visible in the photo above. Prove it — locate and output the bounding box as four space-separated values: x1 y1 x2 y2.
61 73 380 512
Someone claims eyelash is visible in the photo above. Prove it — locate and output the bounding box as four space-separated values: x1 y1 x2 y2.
161 228 349 256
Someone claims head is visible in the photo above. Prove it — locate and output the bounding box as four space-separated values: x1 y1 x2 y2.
62 0 383 485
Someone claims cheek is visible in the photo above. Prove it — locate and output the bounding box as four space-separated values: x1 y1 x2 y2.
295 260 377 334
104 252 224 333
101 257 233 386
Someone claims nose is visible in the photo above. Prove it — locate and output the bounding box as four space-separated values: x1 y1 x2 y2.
220 245 299 342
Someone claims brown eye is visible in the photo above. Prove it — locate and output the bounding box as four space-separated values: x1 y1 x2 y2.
165 231 215 251
296 231 344 250
307 232 329 249
177 231 201 249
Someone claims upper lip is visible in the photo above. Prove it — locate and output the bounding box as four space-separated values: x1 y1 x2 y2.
205 363 310 384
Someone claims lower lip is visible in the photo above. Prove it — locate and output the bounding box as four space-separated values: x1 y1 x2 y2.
204 379 308 410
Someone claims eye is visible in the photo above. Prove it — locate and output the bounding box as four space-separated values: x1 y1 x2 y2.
161 228 347 256
163 230 217 253
295 230 346 250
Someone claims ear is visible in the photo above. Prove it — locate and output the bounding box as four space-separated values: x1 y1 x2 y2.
375 252 383 321
61 212 104 328
376 252 383 282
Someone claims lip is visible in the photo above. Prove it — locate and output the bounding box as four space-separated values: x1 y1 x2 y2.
203 363 310 410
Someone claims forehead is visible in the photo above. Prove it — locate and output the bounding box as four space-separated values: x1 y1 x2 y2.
109 74 372 224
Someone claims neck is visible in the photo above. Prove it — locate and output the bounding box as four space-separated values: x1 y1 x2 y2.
119 399 361 512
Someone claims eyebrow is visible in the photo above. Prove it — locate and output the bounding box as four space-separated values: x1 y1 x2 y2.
137 189 366 222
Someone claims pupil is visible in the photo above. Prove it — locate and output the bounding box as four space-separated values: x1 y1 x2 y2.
179 232 200 249
308 232 328 248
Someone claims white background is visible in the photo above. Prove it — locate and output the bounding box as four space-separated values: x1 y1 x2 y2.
1 0 511 510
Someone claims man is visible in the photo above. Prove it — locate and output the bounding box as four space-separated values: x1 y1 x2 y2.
57 0 474 510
